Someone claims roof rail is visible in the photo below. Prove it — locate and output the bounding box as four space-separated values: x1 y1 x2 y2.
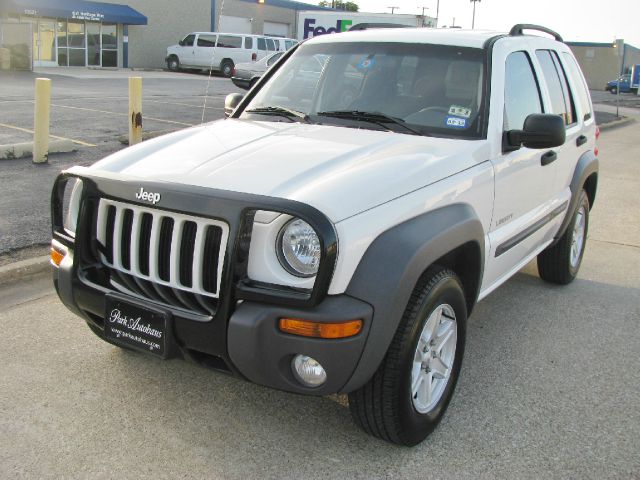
509 24 563 42
348 23 412 31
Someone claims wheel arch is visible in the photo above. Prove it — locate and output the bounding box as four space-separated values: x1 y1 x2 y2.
553 150 598 244
340 203 485 393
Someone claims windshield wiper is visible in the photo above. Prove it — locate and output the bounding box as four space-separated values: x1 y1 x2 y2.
316 110 421 136
245 106 309 122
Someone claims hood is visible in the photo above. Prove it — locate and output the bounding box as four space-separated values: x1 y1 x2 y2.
90 119 489 222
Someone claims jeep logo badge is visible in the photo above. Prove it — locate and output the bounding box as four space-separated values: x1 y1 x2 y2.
135 187 161 205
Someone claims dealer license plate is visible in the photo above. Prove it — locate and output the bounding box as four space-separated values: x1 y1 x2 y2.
104 295 169 358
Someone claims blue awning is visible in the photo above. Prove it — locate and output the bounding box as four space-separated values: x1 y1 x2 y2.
2 0 147 25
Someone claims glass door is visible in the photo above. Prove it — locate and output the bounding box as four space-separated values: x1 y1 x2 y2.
87 22 100 66
33 20 57 67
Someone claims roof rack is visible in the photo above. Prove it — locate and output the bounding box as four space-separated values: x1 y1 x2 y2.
509 24 563 42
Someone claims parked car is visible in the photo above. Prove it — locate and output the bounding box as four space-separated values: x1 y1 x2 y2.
605 64 640 94
165 32 296 77
53 24 598 446
231 52 284 90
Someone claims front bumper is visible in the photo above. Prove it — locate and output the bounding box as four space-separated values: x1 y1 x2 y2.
231 76 252 90
53 247 372 395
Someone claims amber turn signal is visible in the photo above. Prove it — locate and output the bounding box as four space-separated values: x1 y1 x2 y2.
278 318 363 339
50 247 65 267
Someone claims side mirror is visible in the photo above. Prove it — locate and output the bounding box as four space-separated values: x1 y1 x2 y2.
178 40 184 46
505 113 566 150
224 93 244 117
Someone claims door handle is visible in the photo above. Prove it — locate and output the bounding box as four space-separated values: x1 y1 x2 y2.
576 135 587 147
541 150 557 166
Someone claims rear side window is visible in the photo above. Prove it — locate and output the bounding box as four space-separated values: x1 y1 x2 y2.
266 38 276 51
535 50 576 125
245 37 253 49
257 38 266 51
504 51 543 131
285 40 296 50
182 34 195 47
197 35 216 47
562 53 592 121
217 35 242 48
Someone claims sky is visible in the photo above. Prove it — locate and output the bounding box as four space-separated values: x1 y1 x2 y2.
330 0 640 47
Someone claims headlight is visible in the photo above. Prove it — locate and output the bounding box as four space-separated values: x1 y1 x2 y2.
63 178 83 237
277 218 321 277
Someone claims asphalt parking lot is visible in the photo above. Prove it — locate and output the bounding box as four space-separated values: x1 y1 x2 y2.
1 118 638 478
0 68 242 256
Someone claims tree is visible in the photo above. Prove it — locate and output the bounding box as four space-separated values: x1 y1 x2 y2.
318 0 359 11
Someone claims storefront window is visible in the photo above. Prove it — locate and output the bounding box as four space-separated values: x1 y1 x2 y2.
102 24 117 50
57 21 67 66
87 23 100 66
68 48 85 66
57 21 67 47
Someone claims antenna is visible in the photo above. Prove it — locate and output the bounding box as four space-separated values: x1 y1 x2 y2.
201 0 229 123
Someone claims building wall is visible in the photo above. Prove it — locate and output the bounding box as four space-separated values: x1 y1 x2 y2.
101 0 212 69
222 3 297 38
569 40 640 90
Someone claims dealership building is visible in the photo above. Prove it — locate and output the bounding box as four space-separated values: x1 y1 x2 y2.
0 0 327 69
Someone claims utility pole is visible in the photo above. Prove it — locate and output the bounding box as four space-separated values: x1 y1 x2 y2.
419 6 429 26
435 0 440 28
471 0 481 29
387 6 399 14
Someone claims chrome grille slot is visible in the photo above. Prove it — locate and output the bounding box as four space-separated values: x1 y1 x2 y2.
96 199 229 314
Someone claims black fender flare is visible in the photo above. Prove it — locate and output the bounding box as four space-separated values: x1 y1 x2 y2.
553 150 598 243
340 203 485 393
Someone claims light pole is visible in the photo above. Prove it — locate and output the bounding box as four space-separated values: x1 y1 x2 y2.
388 6 399 14
435 0 440 28
470 0 481 29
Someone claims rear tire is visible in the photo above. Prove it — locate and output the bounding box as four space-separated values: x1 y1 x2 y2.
348 266 467 446
221 59 234 78
537 189 590 285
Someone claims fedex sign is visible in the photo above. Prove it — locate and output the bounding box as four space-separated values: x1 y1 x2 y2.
303 18 353 39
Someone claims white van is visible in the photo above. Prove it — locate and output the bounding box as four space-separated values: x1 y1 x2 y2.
166 33 297 77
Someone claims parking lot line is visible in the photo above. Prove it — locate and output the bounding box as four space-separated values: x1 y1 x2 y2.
145 98 223 109
0 122 96 147
49 103 196 127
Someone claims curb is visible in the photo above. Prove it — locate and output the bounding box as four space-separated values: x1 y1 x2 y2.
598 116 636 131
0 139 76 160
0 255 50 286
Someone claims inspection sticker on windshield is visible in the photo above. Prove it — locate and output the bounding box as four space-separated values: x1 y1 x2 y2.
357 55 376 70
445 116 467 129
448 105 472 118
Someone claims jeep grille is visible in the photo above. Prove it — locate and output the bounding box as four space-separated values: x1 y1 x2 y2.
96 199 229 315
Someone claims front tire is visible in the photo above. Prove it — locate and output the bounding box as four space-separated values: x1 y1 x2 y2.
348 267 467 446
537 189 590 284
167 56 180 71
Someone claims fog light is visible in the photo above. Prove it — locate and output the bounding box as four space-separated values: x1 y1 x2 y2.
292 354 327 387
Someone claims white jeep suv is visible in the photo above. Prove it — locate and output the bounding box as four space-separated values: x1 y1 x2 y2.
52 24 598 445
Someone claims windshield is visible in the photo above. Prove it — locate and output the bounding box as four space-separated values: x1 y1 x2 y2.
241 41 487 139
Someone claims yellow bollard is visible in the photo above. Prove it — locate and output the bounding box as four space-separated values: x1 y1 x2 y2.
129 76 143 146
33 78 51 163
